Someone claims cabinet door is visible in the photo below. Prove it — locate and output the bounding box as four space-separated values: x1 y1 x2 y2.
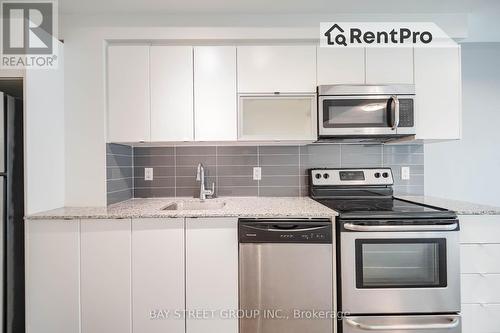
81 219 132 333
132 219 185 333
238 45 316 93
26 220 80 333
366 48 414 84
151 46 194 141
462 304 500 332
107 45 150 142
462 274 500 304
414 46 462 140
461 244 500 273
194 46 237 141
317 47 365 85
186 218 238 333
238 95 316 140
459 215 500 244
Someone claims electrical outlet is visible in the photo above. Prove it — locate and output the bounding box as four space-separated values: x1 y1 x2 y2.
144 168 154 181
253 167 262 181
401 166 410 180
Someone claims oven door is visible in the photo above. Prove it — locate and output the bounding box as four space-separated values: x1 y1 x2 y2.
340 221 461 314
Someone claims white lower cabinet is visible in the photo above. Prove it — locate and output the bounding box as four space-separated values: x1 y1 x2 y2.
28 217 239 333
26 220 80 333
461 243 500 273
460 214 500 333
462 304 500 333
81 219 132 333
185 218 239 333
132 218 185 333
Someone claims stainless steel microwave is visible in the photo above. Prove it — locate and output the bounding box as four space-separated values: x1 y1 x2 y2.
317 85 416 141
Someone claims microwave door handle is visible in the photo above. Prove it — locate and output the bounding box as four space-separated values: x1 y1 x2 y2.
345 317 460 331
391 95 400 130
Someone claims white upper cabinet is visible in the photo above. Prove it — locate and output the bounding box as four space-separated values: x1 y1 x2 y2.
151 46 194 141
194 46 237 141
317 47 365 85
237 45 316 93
107 45 150 142
414 46 462 140
366 47 414 84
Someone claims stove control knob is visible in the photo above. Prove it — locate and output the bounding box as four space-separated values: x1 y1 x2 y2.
382 172 389 178
315 173 322 179
323 173 330 179
374 172 381 178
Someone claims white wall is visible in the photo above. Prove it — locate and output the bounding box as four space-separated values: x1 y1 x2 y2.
425 43 500 207
25 41 66 214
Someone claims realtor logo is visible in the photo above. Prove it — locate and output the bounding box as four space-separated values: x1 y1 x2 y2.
2 1 53 54
0 0 58 68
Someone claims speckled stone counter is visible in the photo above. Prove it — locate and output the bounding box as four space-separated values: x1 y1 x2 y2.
26 197 338 220
397 196 500 215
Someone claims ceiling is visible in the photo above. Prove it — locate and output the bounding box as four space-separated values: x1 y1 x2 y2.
59 0 492 15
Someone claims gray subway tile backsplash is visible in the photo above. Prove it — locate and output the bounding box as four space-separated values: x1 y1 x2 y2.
106 143 133 205
135 187 175 198
217 146 258 155
259 186 301 197
218 186 259 197
134 146 175 156
106 143 425 204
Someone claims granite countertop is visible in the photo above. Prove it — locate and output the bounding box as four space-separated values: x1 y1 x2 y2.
396 196 500 215
26 197 338 220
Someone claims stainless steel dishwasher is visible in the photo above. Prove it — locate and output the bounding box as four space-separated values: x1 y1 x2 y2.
239 218 333 333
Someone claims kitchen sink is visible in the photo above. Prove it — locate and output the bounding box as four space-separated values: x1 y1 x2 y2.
161 201 226 211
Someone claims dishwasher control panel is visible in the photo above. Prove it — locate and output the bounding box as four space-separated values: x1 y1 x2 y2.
239 219 332 244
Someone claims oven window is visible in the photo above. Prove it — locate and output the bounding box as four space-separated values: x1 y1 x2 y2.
355 239 447 289
322 99 390 128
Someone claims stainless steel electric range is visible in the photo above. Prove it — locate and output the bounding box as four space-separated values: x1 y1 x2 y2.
309 168 462 333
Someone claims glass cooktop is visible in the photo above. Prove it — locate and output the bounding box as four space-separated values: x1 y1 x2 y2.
316 198 456 219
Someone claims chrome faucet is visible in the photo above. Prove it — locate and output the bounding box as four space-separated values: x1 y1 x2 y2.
196 163 215 201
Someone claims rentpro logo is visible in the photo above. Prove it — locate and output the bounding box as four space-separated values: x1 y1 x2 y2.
324 23 432 47
319 22 455 48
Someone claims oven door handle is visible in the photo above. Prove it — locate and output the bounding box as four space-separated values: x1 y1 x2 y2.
343 222 458 232
345 317 460 331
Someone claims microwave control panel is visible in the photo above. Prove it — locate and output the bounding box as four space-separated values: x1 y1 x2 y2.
398 99 414 128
